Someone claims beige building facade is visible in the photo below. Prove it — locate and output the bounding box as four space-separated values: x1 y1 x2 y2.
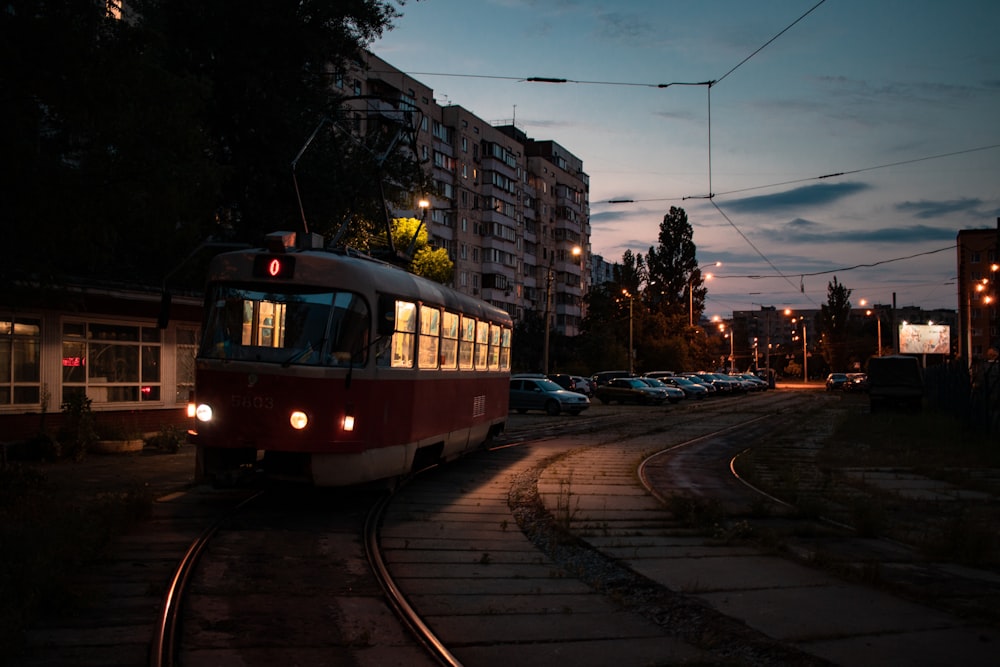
353 52 591 336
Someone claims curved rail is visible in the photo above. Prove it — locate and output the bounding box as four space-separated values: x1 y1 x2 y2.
149 490 265 667
364 488 464 667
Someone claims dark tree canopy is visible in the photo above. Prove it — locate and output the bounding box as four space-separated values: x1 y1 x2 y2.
1 0 420 290
820 276 853 372
644 206 704 324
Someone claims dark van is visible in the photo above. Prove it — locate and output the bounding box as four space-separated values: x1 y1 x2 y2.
867 355 923 413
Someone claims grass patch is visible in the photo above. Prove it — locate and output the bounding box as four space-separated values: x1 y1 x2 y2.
0 463 152 661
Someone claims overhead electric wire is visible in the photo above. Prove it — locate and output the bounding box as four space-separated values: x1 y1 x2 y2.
399 70 712 89
712 0 829 87
714 245 957 280
596 142 1000 205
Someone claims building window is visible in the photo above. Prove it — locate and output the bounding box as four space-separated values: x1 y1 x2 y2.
0 316 41 405
62 321 161 404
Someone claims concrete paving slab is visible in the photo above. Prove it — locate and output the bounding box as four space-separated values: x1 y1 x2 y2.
425 609 667 644
407 591 626 615
798 624 1000 667
698 583 962 640
628 554 837 591
452 636 707 667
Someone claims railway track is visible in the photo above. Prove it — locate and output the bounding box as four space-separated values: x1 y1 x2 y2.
20 389 999 666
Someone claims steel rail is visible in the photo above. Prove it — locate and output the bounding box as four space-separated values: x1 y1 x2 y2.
149 490 265 667
364 488 464 667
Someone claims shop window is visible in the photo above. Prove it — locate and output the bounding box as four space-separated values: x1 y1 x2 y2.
62 321 161 404
0 316 41 405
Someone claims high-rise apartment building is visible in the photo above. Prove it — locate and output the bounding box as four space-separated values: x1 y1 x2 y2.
957 220 1000 363
348 52 590 336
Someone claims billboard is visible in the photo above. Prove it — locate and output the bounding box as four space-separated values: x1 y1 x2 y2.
898 323 950 355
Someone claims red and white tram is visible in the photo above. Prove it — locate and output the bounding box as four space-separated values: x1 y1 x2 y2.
191 231 512 486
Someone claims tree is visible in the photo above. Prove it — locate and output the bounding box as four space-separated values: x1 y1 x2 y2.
1 1 422 290
820 277 853 372
644 206 702 323
373 217 455 283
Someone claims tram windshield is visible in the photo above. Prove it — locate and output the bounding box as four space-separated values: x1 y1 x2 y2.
200 285 370 366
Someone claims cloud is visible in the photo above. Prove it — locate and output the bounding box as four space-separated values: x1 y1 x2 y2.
757 218 956 245
720 182 870 214
895 198 982 219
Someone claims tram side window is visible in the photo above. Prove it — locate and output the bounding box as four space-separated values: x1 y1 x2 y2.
440 311 459 369
387 300 416 368
327 292 370 366
459 315 476 370
488 323 501 369
418 306 440 369
474 320 489 369
500 326 511 370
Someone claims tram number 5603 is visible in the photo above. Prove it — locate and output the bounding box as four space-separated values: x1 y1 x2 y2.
231 394 275 410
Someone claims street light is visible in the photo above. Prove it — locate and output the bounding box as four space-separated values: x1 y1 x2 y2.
784 309 808 382
622 288 634 375
860 299 883 357
718 321 734 373
689 261 720 327
542 252 555 374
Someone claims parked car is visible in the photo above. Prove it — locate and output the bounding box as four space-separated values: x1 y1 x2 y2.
735 373 768 391
825 372 850 391
637 377 685 403
570 375 594 397
843 372 868 392
594 377 668 405
679 373 718 395
590 370 632 387
509 377 590 416
656 375 708 399
643 370 675 379
546 373 576 392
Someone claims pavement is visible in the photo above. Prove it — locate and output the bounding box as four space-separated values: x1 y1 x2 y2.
21 428 1000 667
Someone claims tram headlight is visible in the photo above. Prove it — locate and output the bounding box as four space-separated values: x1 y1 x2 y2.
289 410 309 430
195 404 213 422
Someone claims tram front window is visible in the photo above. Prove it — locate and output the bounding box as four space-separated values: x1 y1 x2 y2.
201 286 370 366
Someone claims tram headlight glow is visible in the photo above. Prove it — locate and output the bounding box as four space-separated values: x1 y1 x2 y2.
195 404 213 422
289 410 309 430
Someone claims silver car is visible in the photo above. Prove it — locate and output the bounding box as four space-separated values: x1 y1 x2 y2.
510 377 590 416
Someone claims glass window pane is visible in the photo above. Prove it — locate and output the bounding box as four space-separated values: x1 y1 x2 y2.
89 323 139 342
89 343 139 383
13 339 40 382
62 341 87 383
142 345 160 382
14 386 40 404
0 339 9 382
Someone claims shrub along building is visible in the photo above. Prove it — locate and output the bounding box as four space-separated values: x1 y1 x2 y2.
0 50 591 444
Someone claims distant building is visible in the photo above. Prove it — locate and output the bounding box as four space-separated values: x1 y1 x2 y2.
957 220 1000 363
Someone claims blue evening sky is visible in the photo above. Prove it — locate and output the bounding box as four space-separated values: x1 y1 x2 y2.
374 0 1000 315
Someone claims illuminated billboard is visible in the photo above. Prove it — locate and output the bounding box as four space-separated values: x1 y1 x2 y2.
898 323 950 355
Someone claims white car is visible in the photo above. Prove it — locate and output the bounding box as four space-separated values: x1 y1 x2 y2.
571 375 594 396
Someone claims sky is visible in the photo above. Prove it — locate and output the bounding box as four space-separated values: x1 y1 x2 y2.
373 0 1000 318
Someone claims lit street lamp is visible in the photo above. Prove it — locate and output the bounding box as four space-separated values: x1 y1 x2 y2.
689 261 720 327
542 253 554 374
784 309 808 382
718 321 735 373
622 288 634 375
860 299 883 357
543 245 583 373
